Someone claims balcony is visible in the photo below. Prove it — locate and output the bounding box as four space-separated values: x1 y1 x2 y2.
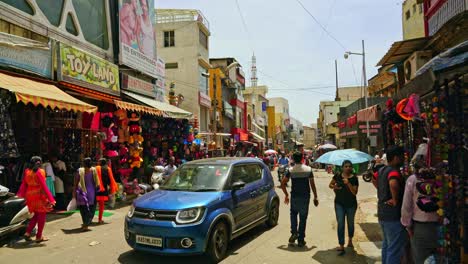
156 9 210 32
428 0 467 36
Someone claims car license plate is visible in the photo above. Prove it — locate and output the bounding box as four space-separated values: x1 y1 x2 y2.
136 235 163 247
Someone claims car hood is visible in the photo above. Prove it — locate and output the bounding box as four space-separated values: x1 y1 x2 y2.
134 189 223 210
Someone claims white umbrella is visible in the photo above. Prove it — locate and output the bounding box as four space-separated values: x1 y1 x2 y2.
318 143 337 150
264 149 277 155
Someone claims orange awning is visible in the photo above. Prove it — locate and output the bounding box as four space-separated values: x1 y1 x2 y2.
114 100 164 116
0 72 97 113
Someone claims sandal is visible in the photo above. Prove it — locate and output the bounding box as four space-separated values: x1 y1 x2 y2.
23 234 32 242
336 246 345 251
98 220 105 225
36 237 49 243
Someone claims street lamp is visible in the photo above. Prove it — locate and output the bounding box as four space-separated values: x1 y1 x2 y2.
344 39 371 154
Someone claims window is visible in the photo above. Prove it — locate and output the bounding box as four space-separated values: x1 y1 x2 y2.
72 0 109 49
406 10 411 20
231 164 262 185
164 31 175 47
419 4 423 13
0 0 33 15
199 30 208 49
165 62 178 69
413 4 416 13
199 65 208 94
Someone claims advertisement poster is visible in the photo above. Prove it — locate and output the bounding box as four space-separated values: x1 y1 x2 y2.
119 0 158 78
0 33 52 78
59 43 120 95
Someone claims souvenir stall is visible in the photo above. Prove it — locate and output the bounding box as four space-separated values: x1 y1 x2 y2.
0 72 98 197
381 73 467 263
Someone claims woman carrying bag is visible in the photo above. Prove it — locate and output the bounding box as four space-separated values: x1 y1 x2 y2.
329 160 359 255
95 158 118 224
74 157 101 231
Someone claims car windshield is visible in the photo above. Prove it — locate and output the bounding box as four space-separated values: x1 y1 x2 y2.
161 164 230 192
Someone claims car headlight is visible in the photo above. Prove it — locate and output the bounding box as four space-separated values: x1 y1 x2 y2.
176 207 205 224
127 204 135 218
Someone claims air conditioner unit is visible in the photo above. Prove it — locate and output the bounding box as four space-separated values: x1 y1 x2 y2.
403 51 432 83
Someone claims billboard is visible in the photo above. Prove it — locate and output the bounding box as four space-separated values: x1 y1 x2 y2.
0 33 52 78
119 0 158 78
58 43 120 95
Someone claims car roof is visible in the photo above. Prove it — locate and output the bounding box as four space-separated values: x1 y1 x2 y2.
184 157 263 166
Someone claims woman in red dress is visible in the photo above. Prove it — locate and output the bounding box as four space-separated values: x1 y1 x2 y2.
95 158 118 224
17 156 56 242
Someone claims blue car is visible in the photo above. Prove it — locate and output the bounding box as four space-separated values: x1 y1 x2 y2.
125 158 279 263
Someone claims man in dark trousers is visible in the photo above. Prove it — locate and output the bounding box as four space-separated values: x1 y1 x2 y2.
372 146 406 264
281 152 319 247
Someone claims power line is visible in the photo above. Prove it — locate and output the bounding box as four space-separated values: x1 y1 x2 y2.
295 0 347 51
234 0 254 53
295 0 361 86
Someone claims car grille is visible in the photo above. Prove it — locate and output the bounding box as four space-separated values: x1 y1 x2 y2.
133 208 177 221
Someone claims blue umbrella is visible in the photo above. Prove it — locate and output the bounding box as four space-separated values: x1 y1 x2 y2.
315 149 373 166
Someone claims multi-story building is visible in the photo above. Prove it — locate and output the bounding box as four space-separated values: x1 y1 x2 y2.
209 58 246 145
289 117 304 145
403 0 425 39
318 100 355 145
268 97 290 150
303 125 317 149
337 86 365 101
243 85 269 145
155 9 212 132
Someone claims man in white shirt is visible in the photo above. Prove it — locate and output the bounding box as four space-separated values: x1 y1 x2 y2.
51 154 67 210
163 157 177 177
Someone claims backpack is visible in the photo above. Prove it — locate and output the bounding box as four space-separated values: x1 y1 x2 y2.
414 170 439 213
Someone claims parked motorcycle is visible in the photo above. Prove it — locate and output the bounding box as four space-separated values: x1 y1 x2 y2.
0 184 32 243
362 162 385 182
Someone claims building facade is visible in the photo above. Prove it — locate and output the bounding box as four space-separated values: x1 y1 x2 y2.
403 0 425 39
243 85 269 145
155 9 212 132
303 125 317 149
318 100 354 145
268 97 290 151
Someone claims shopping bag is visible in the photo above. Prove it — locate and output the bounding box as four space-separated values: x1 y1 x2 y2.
67 198 77 211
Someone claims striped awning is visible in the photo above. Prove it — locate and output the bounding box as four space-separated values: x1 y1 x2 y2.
114 100 164 116
0 72 97 113
123 91 192 119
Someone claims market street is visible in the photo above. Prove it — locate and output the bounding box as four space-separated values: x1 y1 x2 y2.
1 169 382 264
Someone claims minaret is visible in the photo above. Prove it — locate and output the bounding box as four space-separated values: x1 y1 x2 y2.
251 53 257 87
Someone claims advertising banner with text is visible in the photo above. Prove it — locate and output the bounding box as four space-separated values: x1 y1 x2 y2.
58 43 120 95
118 0 158 78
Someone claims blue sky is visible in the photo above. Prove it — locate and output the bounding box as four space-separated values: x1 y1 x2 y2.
155 0 404 125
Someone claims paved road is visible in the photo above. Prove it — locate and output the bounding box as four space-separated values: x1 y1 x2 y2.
0 169 382 264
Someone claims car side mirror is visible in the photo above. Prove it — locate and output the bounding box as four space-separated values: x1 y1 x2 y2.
231 181 246 191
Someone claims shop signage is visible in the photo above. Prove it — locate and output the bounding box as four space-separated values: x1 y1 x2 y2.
223 101 234 119
58 43 120 95
240 132 249 141
122 74 154 97
361 129 379 134
0 33 52 78
341 130 358 137
359 124 381 129
262 102 267 112
118 0 158 78
199 92 211 108
230 98 245 109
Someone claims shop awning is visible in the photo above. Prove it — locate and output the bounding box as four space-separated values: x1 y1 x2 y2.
0 72 97 113
377 37 430 66
249 132 265 142
123 91 192 119
357 105 379 122
114 100 164 116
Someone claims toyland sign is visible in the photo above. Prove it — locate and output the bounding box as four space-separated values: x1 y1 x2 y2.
58 43 120 95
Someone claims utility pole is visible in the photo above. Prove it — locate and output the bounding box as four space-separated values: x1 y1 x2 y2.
212 72 217 148
335 60 339 101
362 40 370 154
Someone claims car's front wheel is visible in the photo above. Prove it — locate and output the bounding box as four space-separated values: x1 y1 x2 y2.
266 200 279 227
206 222 229 263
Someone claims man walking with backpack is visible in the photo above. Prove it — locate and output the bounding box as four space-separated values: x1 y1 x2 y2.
372 146 407 264
281 152 319 247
